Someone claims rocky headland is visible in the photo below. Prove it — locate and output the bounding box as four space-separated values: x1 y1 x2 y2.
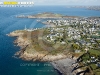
8 29 83 75
8 30 74 61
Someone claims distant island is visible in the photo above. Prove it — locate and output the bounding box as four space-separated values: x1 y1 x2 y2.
16 12 79 19
8 12 100 75
74 6 100 11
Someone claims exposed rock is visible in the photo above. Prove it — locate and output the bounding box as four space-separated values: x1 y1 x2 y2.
8 30 69 61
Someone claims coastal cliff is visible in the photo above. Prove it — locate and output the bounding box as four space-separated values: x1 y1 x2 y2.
8 30 70 61
7 28 85 75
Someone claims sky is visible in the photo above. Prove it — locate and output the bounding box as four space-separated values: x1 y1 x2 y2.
0 0 100 6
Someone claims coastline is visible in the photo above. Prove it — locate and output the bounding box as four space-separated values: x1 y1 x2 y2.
8 30 71 61
51 58 84 75
8 30 82 75
51 58 76 75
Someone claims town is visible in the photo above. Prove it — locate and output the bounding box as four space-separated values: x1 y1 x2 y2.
41 17 100 75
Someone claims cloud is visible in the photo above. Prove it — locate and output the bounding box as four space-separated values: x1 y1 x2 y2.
0 0 100 5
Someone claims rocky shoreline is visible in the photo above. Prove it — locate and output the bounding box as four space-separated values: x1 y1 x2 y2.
51 58 84 75
8 30 83 75
51 58 76 75
8 30 72 61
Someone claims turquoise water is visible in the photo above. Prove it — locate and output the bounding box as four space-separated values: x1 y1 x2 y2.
0 6 100 75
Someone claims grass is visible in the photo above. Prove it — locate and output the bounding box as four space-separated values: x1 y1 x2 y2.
89 50 100 56
95 72 100 75
82 54 90 62
20 29 72 55
93 68 100 75
90 64 97 70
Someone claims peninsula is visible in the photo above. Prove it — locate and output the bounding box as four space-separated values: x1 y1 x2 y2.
8 29 74 61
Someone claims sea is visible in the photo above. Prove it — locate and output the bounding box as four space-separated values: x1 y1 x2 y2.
0 6 100 75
